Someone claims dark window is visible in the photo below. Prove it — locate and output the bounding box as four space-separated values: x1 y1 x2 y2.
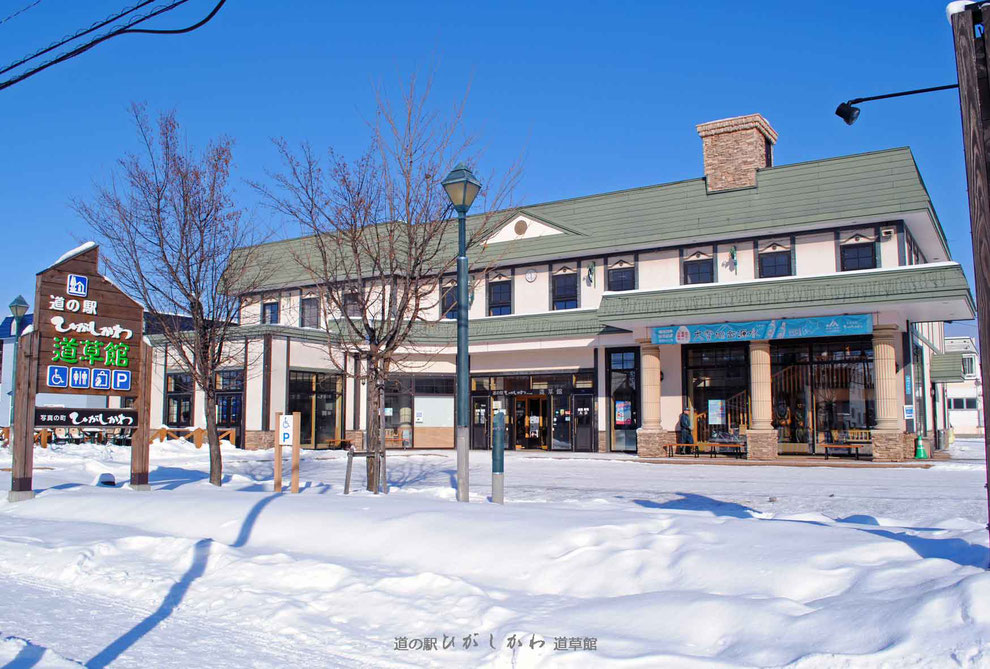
758 251 791 278
552 273 578 310
840 243 876 271
441 286 457 319
300 297 319 328
764 138 773 168
607 266 635 291
952 397 978 410
414 376 455 395
262 302 279 325
963 356 977 377
343 292 362 318
683 258 714 285
488 280 512 316
215 369 245 391
166 372 193 427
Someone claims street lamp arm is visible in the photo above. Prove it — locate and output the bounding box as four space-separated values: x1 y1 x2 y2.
847 83 959 105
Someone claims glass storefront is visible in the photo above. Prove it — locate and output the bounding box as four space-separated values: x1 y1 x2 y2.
215 369 244 447
471 371 596 451
683 345 750 443
606 349 639 452
771 338 875 453
287 371 344 447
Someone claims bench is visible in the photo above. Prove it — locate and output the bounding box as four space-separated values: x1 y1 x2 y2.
824 429 871 459
693 441 747 459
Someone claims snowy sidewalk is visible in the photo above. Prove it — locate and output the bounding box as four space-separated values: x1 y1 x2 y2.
0 439 986 667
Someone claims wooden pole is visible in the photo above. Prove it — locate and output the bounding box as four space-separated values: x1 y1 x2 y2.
129 343 153 490
951 5 990 567
274 411 283 493
9 330 39 502
290 410 301 493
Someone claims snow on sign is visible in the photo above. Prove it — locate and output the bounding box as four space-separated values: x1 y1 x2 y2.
278 415 295 446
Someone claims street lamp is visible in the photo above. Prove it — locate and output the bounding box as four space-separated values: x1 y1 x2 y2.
7 295 29 428
442 163 482 503
834 84 959 125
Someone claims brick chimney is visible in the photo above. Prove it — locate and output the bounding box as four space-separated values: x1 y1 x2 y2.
696 114 778 192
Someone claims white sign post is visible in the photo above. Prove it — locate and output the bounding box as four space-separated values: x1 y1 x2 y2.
275 412 301 494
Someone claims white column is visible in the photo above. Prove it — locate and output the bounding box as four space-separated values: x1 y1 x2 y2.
749 340 772 430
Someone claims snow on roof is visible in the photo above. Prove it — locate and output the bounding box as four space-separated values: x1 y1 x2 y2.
47 241 97 270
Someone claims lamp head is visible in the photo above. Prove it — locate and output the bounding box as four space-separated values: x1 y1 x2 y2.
8 294 28 321
441 163 482 214
835 101 861 125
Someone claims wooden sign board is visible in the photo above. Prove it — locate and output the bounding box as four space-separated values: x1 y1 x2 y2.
35 244 144 399
10 243 152 501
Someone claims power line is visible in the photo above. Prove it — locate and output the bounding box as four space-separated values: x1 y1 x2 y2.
0 0 43 26
0 0 227 93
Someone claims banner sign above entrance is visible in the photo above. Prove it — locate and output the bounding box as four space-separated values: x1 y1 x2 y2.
651 314 873 345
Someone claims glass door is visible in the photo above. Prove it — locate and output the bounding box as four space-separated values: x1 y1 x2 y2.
471 397 489 450
572 395 594 452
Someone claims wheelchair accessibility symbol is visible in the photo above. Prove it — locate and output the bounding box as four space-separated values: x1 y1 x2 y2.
47 365 68 388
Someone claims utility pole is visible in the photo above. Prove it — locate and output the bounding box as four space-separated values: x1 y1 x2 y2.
949 2 990 567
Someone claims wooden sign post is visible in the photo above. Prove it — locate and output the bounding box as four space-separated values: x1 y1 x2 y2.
274 411 301 493
9 244 150 501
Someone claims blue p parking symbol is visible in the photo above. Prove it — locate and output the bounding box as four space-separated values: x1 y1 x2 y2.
111 370 131 391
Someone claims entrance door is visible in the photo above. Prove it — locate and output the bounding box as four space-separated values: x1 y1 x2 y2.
572 395 594 451
551 395 572 450
471 397 489 450
513 396 548 449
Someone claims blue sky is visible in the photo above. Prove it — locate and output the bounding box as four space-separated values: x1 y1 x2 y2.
0 0 976 335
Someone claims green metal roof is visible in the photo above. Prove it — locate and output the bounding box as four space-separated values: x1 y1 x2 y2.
598 263 974 324
239 147 941 291
930 352 966 383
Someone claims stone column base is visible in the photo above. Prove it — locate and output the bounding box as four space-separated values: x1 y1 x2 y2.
871 430 904 462
597 431 608 453
745 429 778 460
636 427 677 457
244 430 274 451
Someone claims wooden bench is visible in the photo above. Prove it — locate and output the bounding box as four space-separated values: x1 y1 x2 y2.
824 429 871 459
693 441 747 459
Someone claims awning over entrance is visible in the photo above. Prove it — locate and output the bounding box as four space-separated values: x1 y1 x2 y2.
597 262 975 329
930 352 966 383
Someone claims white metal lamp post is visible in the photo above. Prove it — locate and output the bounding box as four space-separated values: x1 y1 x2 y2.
441 164 481 503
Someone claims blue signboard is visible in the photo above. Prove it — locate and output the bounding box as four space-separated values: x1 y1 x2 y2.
111 369 131 392
69 367 90 389
47 365 68 388
651 314 873 345
91 368 112 391
66 274 88 297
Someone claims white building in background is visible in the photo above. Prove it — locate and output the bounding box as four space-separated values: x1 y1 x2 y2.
944 335 983 436
0 310 108 428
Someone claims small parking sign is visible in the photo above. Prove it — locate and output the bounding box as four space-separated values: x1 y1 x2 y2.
66 274 88 297
278 414 295 446
47 365 68 388
111 369 131 391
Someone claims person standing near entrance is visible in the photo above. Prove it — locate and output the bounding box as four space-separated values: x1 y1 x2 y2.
678 408 694 453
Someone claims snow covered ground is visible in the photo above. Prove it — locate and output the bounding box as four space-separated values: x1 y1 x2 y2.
0 439 987 668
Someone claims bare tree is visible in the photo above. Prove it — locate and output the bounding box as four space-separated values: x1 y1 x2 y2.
75 104 270 486
254 76 518 490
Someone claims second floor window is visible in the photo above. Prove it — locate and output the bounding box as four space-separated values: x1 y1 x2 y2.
300 297 319 328
552 273 578 310
683 258 714 285
607 266 635 291
488 280 512 316
963 355 977 378
262 301 279 325
441 286 457 319
343 292 362 318
759 251 791 278
840 243 876 271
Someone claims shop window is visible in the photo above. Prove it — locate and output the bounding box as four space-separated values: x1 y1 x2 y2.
215 369 244 391
288 371 343 447
262 301 279 325
758 251 791 278
552 273 578 310
343 292 362 318
441 286 457 319
951 397 978 410
607 266 635 291
684 345 749 444
166 372 193 427
840 243 876 271
488 280 512 316
683 258 714 285
574 372 594 389
414 376 455 395
299 297 319 328
963 355 977 378
607 349 639 452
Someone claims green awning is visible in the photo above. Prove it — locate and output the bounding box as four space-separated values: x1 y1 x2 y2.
930 352 965 383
